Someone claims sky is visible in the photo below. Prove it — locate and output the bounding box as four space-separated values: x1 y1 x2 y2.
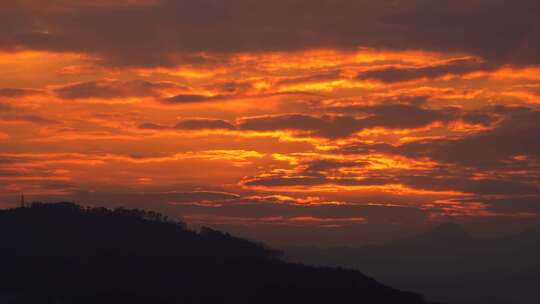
1 0 540 246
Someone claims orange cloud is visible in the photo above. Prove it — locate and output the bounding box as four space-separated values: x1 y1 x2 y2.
1 3 539 244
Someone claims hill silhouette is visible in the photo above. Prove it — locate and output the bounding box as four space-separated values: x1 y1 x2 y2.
0 202 434 304
286 223 540 304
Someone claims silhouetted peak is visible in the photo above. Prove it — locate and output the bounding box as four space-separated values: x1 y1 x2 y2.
0 202 431 304
420 222 470 241
510 224 540 241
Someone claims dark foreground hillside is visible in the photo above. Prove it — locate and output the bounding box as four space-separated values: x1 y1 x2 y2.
0 203 432 304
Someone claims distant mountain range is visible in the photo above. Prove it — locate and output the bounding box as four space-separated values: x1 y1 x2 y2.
0 202 436 304
285 222 540 304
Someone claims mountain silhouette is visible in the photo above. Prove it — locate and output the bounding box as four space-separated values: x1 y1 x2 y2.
0 202 436 304
409 222 470 242
286 223 540 304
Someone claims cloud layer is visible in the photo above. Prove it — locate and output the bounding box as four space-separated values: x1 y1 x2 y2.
1 0 539 246
2 0 539 67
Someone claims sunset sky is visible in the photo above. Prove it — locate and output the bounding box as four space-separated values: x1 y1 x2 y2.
1 0 539 245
